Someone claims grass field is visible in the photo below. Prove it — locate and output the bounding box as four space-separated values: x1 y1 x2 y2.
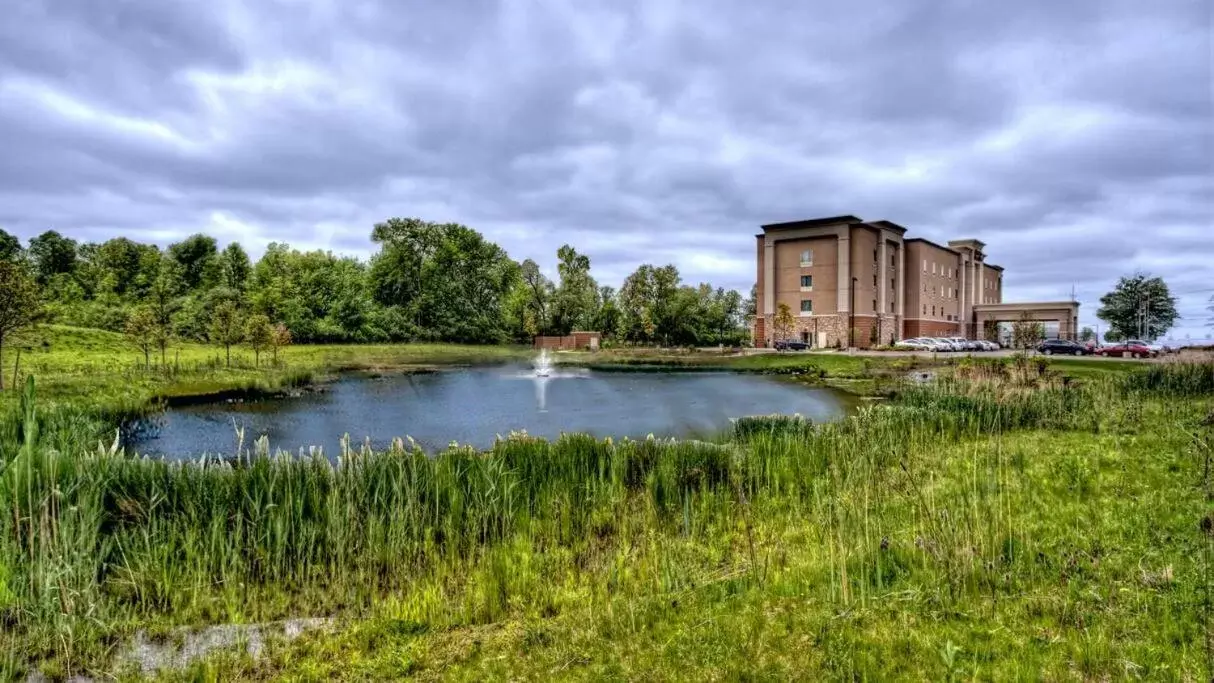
0 328 1208 680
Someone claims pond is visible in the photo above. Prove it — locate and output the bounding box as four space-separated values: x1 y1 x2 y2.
129 364 855 458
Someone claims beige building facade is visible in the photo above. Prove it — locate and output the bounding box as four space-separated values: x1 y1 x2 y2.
753 214 1076 348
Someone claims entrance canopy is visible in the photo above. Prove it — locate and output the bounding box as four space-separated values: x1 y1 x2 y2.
972 301 1080 340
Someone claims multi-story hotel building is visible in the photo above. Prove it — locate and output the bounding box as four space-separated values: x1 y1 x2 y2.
753 215 1077 348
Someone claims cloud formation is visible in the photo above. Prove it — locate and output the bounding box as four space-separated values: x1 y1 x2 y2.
1 0 1211 336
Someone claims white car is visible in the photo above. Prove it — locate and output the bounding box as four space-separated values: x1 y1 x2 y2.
927 337 962 352
895 338 947 352
947 337 983 352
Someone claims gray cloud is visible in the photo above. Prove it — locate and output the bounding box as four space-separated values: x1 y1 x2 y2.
0 0 1211 337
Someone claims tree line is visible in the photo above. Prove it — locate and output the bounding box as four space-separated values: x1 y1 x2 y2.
0 218 750 371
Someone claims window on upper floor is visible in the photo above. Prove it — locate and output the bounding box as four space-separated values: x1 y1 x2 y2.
872 299 877 312
800 249 813 266
922 304 927 315
890 278 895 290
800 275 813 289
873 249 878 263
889 301 895 313
932 305 936 316
873 274 877 287
922 259 927 272
932 262 937 274
800 299 813 313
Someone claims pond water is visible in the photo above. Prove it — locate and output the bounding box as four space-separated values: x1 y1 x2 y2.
129 365 854 458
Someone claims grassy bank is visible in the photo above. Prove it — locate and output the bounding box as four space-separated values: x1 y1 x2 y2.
1 360 1209 680
0 325 529 411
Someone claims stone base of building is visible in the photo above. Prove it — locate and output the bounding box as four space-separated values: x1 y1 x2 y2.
904 320 962 339
754 314 903 349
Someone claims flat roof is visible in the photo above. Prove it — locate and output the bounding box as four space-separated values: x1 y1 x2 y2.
904 237 960 255
985 263 1004 272
870 219 909 233
761 215 862 230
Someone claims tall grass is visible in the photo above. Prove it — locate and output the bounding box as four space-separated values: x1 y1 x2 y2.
0 362 1209 679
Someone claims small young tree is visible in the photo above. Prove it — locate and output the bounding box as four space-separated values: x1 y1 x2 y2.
245 314 273 366
124 305 158 369
1011 311 1044 350
270 323 292 365
1079 326 1095 343
773 302 794 343
209 301 244 368
0 261 42 390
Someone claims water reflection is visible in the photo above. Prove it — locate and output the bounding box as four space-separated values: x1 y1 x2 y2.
131 365 852 457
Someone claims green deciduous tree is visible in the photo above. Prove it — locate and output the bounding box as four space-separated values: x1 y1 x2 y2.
551 245 598 335
0 229 22 262
219 243 252 292
1096 273 1178 341
168 234 220 292
1079 326 1095 342
148 257 183 367
124 305 158 369
27 230 78 285
245 313 273 366
0 261 42 390
210 301 243 368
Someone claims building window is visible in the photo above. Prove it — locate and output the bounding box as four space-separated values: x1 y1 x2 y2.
872 299 877 312
932 262 937 274
922 304 927 315
932 305 936 316
891 254 896 267
889 301 895 313
922 259 927 272
800 275 813 289
800 299 813 313
800 249 813 266
873 249 878 263
873 274 877 287
890 278 895 290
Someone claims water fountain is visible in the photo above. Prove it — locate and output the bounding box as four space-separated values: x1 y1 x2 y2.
534 348 553 377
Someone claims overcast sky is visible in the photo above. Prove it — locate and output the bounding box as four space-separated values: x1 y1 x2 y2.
1 0 1211 337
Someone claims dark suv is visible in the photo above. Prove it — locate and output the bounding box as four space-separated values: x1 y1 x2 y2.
1036 339 1089 356
774 339 810 351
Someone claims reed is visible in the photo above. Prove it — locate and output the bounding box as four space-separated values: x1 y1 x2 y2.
0 362 1209 680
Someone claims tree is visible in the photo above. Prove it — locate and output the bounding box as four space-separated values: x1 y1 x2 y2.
27 230 78 284
551 245 598 334
0 229 21 262
0 261 42 390
219 243 252 292
168 234 220 291
1011 311 1044 350
245 314 272 366
1079 326 1095 342
148 257 183 367
773 302 795 343
209 301 243 368
270 323 292 365
124 306 158 369
1096 273 1178 341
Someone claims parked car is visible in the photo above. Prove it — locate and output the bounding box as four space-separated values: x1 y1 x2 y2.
893 338 928 350
947 337 984 352
979 340 1001 351
773 339 810 351
929 337 963 352
1125 339 1167 355
1037 339 1090 356
1097 342 1155 359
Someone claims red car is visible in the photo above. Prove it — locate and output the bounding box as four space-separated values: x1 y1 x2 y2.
1097 343 1155 359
